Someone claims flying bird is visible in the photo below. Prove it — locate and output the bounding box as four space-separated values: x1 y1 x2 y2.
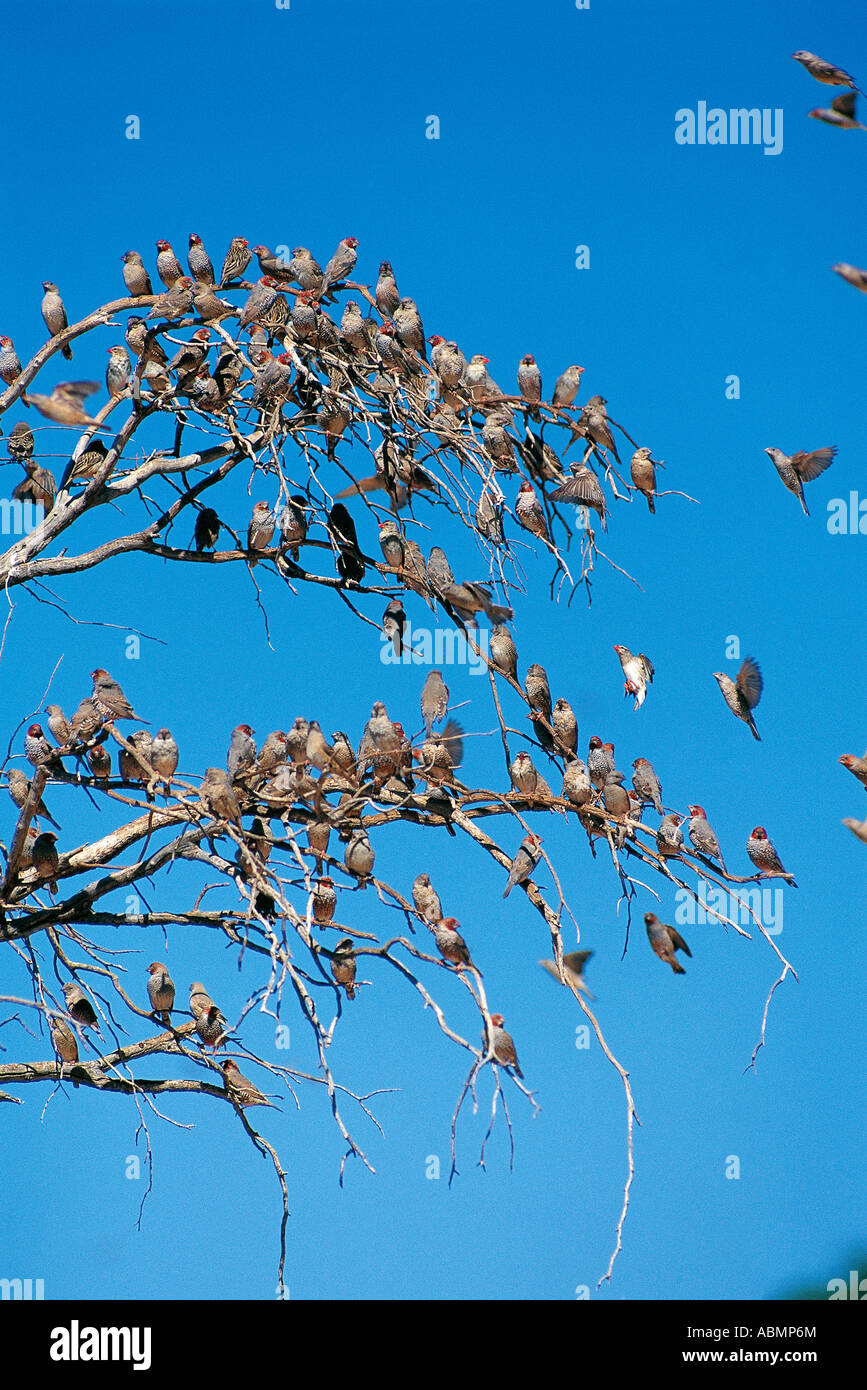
712 657 763 741
764 446 836 515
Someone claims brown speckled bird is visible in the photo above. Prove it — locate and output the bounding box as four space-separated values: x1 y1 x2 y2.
155 239 184 288
432 916 474 969
0 335 23 387
712 657 762 741
200 767 242 827
502 832 543 898
320 236 359 298
147 962 175 1025
41 282 72 359
222 1059 273 1107
121 250 153 297
187 233 215 284
746 827 797 886
218 236 251 286
630 446 660 513
330 938 358 998
91 668 147 723
62 980 102 1034
28 380 100 427
763 446 836 516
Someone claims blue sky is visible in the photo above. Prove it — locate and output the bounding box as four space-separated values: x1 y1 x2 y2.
0 0 864 1302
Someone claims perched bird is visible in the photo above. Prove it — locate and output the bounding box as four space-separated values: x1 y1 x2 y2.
327 503 365 583
121 250 153 297
524 663 552 724
393 296 426 359
45 704 72 746
154 239 184 288
550 463 608 530
200 767 242 827
50 1016 79 1071
330 937 358 998
146 962 175 1025
187 233 214 284
428 337 467 389
579 395 620 463
632 757 663 816
32 830 60 892
189 981 216 1020
7 767 60 828
12 459 55 512
41 282 72 359
561 759 592 807
808 90 867 129
312 876 338 924
227 724 257 783
62 980 102 1034
194 507 220 551
375 260 401 316
475 487 506 545
656 813 684 858
511 750 553 801
61 438 109 488
24 724 55 768
687 805 727 873
247 501 275 562
746 827 797 886
712 657 763 741
196 1004 228 1050
587 735 611 791
69 699 103 742
121 739 152 785
432 916 473 969
502 833 543 898
421 670 449 735
552 364 585 408
344 829 374 883
517 354 542 419
218 236 251 286
147 276 195 320
488 1014 523 1077
552 698 578 755
838 752 867 788
412 872 443 924
630 446 660 513
222 1059 273 1107
644 913 691 974
603 769 631 820
7 420 34 461
287 246 324 292
105 345 131 398
792 50 860 89
613 645 654 710
86 743 111 779
319 237 359 298
27 380 99 427
0 334 24 387
149 728 178 789
382 599 406 657
539 950 594 998
764 446 836 516
516 479 550 540
91 668 147 723
490 625 518 680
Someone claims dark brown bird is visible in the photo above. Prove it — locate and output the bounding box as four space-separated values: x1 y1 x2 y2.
645 913 691 974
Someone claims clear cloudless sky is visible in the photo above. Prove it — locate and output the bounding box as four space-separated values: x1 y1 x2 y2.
0 0 864 1303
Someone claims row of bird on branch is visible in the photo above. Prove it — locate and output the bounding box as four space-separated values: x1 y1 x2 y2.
0 231 678 539
7 651 802 918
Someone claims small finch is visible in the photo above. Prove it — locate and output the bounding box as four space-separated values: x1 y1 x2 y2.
630 446 660 513
41 281 73 359
330 937 358 998
644 913 691 974
312 876 337 924
412 872 443 924
488 1013 523 1077
319 236 359 299
792 50 861 89
746 827 797 886
62 980 102 1034
187 233 215 284
32 830 59 892
121 250 153 297
656 813 684 858
713 657 763 741
200 767 242 828
763 446 836 516
147 962 175 1025
687 805 727 873
432 916 473 969
552 364 584 408
421 670 449 736
222 1059 274 1107
155 239 184 288
91 668 148 723
502 833 543 898
632 757 663 816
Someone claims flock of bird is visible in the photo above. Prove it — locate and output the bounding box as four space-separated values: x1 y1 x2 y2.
2 44 864 1095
